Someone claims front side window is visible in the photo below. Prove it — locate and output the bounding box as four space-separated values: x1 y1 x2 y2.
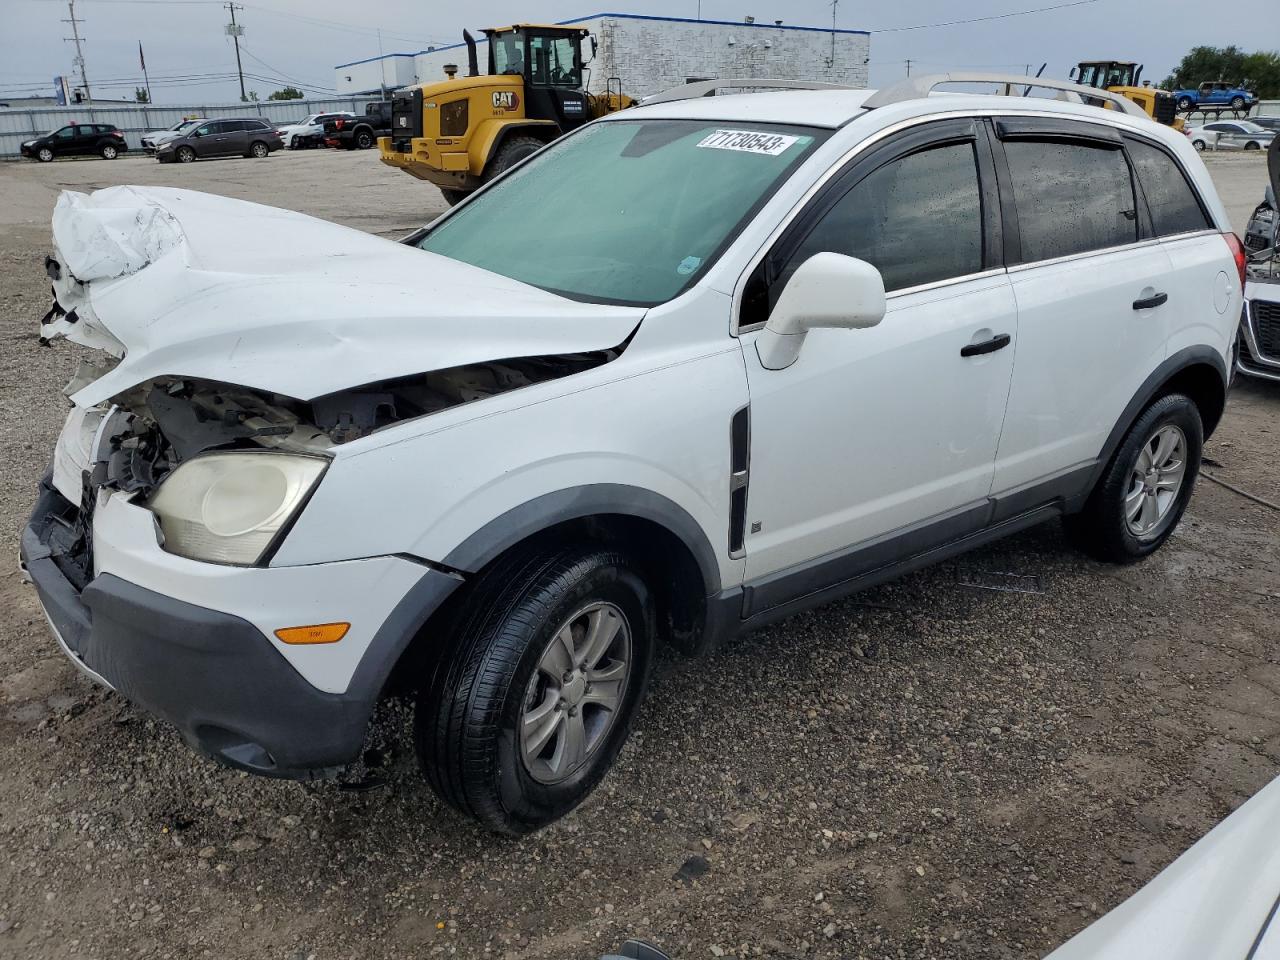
1004 139 1137 262
194 123 214 137
528 34 580 86
1126 139 1211 236
491 33 524 75
781 142 984 295
54 126 74 139
418 120 826 305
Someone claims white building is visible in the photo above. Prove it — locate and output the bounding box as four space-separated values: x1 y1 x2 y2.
335 12 870 99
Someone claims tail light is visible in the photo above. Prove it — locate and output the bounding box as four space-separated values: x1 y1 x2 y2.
112 130 125 138
335 118 345 129
1223 232 1247 291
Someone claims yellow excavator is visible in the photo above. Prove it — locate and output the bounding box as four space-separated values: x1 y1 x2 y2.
380 24 633 204
1070 61 1185 131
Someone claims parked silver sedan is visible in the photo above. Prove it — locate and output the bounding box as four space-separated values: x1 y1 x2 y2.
1187 120 1275 151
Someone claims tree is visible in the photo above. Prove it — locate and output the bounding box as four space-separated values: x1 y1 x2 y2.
1161 45 1280 98
134 86 150 103
268 86 304 100
245 90 259 102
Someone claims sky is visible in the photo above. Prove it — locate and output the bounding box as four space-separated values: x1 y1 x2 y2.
3 0 1277 105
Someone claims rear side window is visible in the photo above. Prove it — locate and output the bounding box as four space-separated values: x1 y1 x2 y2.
1125 139 1212 236
783 142 984 293
1004 140 1137 261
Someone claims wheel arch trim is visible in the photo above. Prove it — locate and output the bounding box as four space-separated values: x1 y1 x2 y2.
1085 344 1227 498
441 484 723 598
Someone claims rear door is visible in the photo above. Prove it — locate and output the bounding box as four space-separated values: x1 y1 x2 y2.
990 117 1174 497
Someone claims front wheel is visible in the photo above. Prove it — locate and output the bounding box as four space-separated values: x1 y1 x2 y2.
415 546 655 834
176 145 196 163
1244 140 1261 151
1193 139 1207 151
1177 96 1194 111
37 147 54 162
485 136 544 182
1065 393 1203 563
1231 95 1246 110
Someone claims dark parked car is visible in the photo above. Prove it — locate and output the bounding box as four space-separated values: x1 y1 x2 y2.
20 123 127 162
155 117 283 163
323 101 391 150
1252 117 1280 134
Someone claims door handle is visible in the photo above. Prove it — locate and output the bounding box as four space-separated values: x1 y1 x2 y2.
960 333 1012 357
1132 292 1168 310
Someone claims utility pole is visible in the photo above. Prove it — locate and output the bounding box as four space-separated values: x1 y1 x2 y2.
905 59 913 77
224 2 246 101
62 0 91 105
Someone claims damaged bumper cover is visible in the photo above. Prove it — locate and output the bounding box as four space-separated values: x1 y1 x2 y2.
21 476 462 780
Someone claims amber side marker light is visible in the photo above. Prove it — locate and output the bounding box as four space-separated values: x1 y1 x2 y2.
274 622 350 645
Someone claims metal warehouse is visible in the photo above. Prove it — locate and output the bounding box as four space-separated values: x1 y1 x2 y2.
335 12 871 98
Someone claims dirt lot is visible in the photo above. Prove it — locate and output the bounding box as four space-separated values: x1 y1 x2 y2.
0 148 1277 960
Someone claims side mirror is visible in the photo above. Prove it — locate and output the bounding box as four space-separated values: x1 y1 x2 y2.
1069 66 1077 79
756 252 886 370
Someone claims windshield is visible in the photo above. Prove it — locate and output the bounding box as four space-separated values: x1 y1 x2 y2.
418 119 826 305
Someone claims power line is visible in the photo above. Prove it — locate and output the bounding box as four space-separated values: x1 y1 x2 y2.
869 0 1098 33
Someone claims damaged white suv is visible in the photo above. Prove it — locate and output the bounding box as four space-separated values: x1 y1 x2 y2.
22 76 1244 834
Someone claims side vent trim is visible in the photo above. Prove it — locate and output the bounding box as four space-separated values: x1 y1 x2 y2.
729 405 750 557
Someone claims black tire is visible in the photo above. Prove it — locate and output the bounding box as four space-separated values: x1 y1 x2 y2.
36 147 54 163
1065 393 1203 564
176 145 196 164
1193 139 1207 151
1231 95 1246 110
100 143 118 160
249 140 269 158
1245 140 1261 150
1177 96 1194 111
354 129 374 150
440 187 470 206
485 136 544 181
415 545 655 835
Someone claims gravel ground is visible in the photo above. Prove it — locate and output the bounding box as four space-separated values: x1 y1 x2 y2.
0 148 1277 960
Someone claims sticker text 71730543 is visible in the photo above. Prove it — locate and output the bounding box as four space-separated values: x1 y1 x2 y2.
696 129 800 156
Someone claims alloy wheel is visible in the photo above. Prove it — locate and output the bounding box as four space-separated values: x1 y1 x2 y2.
520 601 631 784
1124 424 1187 536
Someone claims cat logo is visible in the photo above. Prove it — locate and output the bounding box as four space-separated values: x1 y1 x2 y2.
492 91 519 111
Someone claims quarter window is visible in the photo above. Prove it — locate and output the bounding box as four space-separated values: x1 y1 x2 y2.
1125 139 1211 236
782 142 985 295
1004 139 1138 261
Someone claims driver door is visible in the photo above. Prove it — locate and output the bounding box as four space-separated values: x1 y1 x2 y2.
737 120 1018 599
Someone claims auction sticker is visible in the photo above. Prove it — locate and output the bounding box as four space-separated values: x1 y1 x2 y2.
697 129 799 156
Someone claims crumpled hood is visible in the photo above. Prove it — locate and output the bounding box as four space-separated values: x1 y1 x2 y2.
47 186 644 404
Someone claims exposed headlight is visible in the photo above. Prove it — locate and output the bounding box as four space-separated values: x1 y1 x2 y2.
147 452 327 565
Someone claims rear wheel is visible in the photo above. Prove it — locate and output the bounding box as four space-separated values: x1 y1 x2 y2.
37 146 54 162
485 136 544 182
176 145 196 163
354 129 374 149
100 143 118 160
249 141 269 158
415 545 654 835
1065 393 1202 563
440 187 470 206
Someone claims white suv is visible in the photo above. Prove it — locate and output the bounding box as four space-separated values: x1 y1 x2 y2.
23 76 1244 833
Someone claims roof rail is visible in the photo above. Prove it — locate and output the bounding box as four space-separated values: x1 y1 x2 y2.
641 78 860 106
863 72 1149 119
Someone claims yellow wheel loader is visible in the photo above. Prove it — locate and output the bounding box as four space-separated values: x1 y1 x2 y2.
1070 61 1185 131
380 24 632 204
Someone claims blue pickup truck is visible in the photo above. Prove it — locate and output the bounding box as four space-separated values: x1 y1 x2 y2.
1174 81 1258 112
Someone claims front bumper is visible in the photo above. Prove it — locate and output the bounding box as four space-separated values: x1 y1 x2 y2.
21 477 462 779
1239 293 1280 382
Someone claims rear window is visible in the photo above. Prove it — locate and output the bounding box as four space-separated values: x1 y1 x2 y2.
1004 139 1138 262
1125 139 1212 237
